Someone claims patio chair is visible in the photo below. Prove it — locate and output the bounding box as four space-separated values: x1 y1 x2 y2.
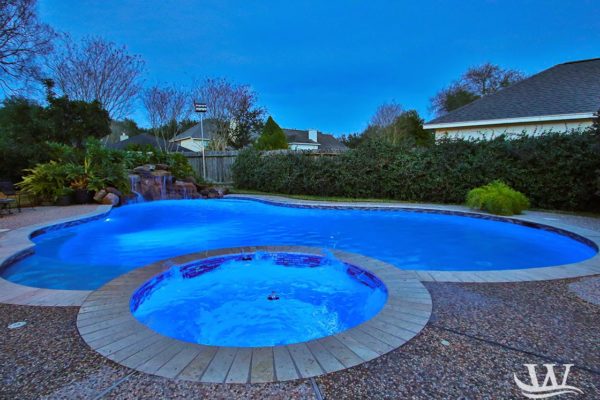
0 180 32 213
0 198 16 216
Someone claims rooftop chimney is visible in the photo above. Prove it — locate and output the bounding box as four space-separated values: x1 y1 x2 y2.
308 129 318 143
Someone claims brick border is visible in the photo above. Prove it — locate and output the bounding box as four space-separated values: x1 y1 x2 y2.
77 246 432 383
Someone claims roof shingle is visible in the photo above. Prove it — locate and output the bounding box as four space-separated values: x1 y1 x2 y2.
426 58 600 125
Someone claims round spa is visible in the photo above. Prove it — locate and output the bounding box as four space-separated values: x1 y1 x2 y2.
130 252 388 347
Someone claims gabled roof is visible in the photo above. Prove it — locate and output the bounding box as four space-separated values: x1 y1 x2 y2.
283 128 348 151
425 58 600 128
107 134 187 152
171 119 220 141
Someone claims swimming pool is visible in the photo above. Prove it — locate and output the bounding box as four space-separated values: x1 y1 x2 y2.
2 198 596 290
131 252 387 347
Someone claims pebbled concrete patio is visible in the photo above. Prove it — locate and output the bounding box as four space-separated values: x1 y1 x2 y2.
1 277 598 398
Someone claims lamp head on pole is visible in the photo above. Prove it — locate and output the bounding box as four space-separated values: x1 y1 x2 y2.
194 101 207 113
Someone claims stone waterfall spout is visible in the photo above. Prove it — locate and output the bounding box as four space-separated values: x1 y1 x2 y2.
129 175 144 203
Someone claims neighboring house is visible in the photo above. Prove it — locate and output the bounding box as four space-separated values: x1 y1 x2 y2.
170 119 221 152
171 121 347 152
106 133 187 152
424 58 600 140
283 128 348 151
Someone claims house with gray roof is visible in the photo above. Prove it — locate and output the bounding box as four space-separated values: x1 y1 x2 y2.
169 119 222 152
170 120 347 152
283 128 347 151
424 58 600 140
107 133 187 152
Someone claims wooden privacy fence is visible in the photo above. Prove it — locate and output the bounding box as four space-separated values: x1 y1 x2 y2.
183 151 238 184
183 150 343 184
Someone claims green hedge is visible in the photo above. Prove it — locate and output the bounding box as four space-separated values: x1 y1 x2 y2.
232 130 600 212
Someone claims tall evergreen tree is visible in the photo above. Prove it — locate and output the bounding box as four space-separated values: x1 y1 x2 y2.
255 116 288 150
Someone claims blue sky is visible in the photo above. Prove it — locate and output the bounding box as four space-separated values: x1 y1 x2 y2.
39 0 600 135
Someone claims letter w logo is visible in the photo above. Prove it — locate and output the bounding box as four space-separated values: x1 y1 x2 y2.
514 364 583 399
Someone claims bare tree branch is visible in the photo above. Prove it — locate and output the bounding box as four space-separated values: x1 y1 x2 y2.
194 77 265 149
369 101 403 128
142 85 191 152
0 0 55 94
48 35 144 119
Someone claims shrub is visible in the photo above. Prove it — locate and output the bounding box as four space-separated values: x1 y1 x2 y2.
232 130 600 212
18 161 71 202
122 145 199 182
466 181 529 215
84 139 129 192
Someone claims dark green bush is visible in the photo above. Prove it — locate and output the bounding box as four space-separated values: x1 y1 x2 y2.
18 161 72 202
466 181 529 215
232 130 600 212
122 145 199 182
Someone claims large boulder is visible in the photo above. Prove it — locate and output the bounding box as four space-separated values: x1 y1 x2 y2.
151 169 171 177
105 187 123 197
101 192 120 206
133 165 155 178
93 189 107 203
207 188 222 199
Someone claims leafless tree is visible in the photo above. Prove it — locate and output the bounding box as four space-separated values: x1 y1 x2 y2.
48 35 144 119
141 85 191 152
430 63 526 116
194 77 265 149
195 78 233 145
0 0 55 94
463 63 525 96
369 101 404 127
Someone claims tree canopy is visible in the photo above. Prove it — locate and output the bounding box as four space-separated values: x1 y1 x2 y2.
0 85 111 181
255 116 288 150
430 63 525 115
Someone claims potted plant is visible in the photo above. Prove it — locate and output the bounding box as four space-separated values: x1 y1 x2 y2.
55 187 74 206
70 176 91 204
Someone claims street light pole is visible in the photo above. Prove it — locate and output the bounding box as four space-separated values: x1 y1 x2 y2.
194 101 208 180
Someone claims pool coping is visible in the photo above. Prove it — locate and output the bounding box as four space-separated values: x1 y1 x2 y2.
0 205 112 306
76 246 432 384
0 196 599 307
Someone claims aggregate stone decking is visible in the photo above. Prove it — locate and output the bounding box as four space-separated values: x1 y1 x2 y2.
0 205 99 231
316 279 600 399
569 276 600 305
77 246 432 385
2 276 598 398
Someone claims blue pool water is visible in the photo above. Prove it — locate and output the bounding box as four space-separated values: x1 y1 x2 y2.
1 199 596 290
131 252 387 347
